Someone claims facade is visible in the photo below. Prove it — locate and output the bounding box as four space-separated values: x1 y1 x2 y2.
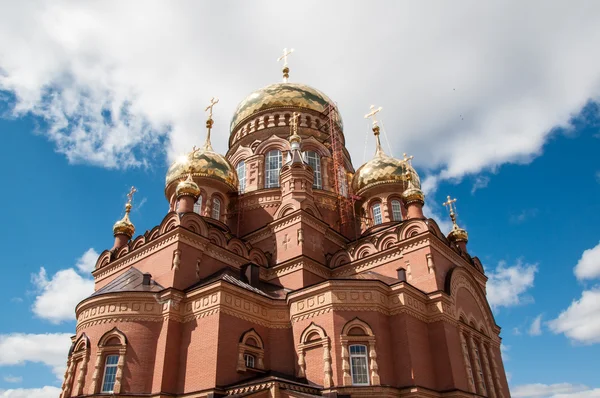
60 65 510 398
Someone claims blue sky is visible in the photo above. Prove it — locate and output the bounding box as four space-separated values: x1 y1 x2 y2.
1 2 600 397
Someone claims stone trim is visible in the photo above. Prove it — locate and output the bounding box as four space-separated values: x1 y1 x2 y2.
261 257 332 281
90 328 127 395
237 329 265 372
340 318 380 386
297 323 333 388
60 334 90 398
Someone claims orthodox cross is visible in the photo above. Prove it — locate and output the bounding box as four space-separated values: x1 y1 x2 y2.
282 234 291 250
364 105 382 128
127 186 137 205
205 97 219 120
402 153 414 167
290 112 299 136
442 195 458 225
277 48 294 82
204 97 219 149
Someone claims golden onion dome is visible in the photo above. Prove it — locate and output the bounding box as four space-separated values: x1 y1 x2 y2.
448 225 469 243
113 203 135 238
402 186 425 205
165 145 238 193
230 82 342 137
176 173 201 199
352 152 421 195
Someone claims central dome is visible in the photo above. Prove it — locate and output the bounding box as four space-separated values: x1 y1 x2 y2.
230 82 341 134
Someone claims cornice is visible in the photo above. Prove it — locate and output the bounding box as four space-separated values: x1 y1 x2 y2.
262 256 332 281
332 245 404 277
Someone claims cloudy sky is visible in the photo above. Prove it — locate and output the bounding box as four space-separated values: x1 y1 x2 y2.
1 1 600 397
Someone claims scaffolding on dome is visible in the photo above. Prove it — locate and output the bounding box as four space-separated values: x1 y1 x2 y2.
322 104 357 238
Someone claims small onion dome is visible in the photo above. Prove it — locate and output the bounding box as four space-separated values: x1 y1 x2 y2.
113 203 135 238
165 146 238 196
401 186 425 206
352 153 421 195
176 173 201 199
229 82 342 141
448 225 469 243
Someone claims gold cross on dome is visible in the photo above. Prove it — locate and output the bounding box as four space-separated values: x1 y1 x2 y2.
402 153 414 167
127 186 137 205
442 195 458 224
364 105 382 127
205 97 219 120
277 48 294 67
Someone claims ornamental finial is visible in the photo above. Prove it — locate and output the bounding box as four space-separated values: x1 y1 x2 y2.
442 195 458 226
277 48 294 82
204 97 219 150
364 105 384 156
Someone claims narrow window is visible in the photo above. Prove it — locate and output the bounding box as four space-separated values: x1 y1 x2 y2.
306 151 322 189
371 202 383 225
474 344 487 395
391 199 402 221
349 344 369 385
237 161 246 193
244 353 255 368
265 150 282 188
212 197 221 220
193 195 203 215
101 355 119 393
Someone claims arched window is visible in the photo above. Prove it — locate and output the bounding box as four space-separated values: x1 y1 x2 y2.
391 199 402 221
349 345 370 385
212 197 221 220
244 353 255 368
101 355 119 393
305 151 322 189
371 202 383 225
237 161 246 193
193 195 203 215
265 150 282 188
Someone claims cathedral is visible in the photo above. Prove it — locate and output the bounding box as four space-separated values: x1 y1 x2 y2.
60 52 510 398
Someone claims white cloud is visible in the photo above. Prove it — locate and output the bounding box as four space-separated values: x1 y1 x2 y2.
75 247 99 273
486 260 538 309
528 314 543 336
512 327 522 336
0 387 62 398
0 1 599 186
471 175 490 194
500 343 509 361
548 288 600 344
0 333 72 380
2 375 22 383
509 209 539 224
31 267 94 324
574 242 600 281
512 383 600 398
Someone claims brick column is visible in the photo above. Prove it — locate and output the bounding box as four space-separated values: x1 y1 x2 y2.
459 332 476 393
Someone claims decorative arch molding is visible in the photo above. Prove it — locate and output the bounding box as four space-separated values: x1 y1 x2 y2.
130 235 146 250
329 250 351 268
255 135 290 155
340 318 380 386
180 212 210 236
159 212 181 235
353 242 377 260
90 328 127 395
446 267 496 337
95 251 112 270
302 203 323 220
249 248 268 266
227 238 249 258
376 231 398 251
237 329 265 372
426 218 448 242
61 333 91 398
147 226 160 241
207 228 227 247
398 219 428 241
297 322 333 388
301 136 331 157
274 203 297 219
115 244 130 259
228 145 253 167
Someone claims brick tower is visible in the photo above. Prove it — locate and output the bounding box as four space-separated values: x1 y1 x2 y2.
60 57 510 398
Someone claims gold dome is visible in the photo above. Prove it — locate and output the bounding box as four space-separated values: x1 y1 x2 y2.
166 145 238 193
402 186 425 205
113 203 135 238
176 174 201 199
448 225 469 243
230 82 342 136
352 153 421 195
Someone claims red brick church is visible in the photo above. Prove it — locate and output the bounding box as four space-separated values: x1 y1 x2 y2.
60 55 510 398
